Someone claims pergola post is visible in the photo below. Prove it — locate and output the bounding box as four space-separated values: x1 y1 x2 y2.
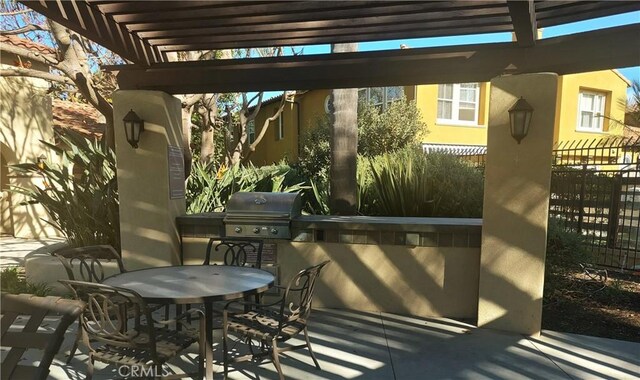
478 73 557 335
113 90 185 270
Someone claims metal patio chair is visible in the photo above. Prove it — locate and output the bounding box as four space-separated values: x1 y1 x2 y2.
55 245 125 364
0 293 85 380
205 237 265 304
61 280 206 380
55 244 169 363
186 238 266 324
54 245 126 283
203 238 264 269
222 260 330 380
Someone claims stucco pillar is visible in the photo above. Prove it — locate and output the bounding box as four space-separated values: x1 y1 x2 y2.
478 73 557 335
113 91 185 270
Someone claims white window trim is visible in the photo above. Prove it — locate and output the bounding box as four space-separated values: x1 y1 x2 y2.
576 90 606 133
277 114 284 140
436 83 480 126
247 120 255 144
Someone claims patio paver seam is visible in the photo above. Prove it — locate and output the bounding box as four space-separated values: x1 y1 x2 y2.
525 335 575 380
379 311 398 380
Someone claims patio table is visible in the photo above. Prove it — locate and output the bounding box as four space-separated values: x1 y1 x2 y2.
103 265 275 380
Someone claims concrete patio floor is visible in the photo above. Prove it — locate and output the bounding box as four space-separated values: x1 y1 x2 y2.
2 238 638 379
36 308 640 379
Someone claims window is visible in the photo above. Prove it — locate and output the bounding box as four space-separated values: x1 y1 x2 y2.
577 91 606 132
247 120 255 144
358 86 403 109
276 114 284 140
437 83 479 125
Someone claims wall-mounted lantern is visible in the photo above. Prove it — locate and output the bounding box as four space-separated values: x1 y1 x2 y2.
123 109 144 149
508 97 534 144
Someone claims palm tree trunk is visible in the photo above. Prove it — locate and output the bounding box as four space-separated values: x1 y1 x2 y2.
329 43 359 215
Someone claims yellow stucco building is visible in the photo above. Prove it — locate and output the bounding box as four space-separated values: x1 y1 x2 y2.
1 36 60 238
249 69 629 166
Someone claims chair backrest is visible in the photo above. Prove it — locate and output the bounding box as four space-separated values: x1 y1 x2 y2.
278 260 330 330
0 293 85 380
60 280 159 360
203 238 263 268
54 245 125 282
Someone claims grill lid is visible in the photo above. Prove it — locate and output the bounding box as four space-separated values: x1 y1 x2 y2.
224 192 302 219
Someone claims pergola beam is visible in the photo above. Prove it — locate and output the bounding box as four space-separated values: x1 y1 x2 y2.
113 24 640 94
21 0 160 65
507 0 537 46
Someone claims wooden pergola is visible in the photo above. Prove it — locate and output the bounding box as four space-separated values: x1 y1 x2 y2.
22 0 640 93
17 0 640 338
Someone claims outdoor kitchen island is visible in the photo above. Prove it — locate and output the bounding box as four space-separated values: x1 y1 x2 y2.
178 207 483 322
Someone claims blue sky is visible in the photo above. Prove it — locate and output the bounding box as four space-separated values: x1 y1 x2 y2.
258 11 639 101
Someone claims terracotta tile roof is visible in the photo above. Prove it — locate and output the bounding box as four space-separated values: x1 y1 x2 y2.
52 99 105 138
0 35 56 56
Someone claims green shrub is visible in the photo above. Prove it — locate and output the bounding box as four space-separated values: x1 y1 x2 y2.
186 161 309 213
10 131 120 250
298 115 331 179
546 218 593 273
363 148 484 217
358 98 426 157
297 98 426 178
0 267 51 296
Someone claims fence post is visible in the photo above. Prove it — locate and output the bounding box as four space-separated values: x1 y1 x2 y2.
607 175 622 248
577 164 587 234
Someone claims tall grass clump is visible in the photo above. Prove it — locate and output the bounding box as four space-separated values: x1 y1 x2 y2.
186 160 308 213
363 147 484 217
0 267 51 296
10 131 120 250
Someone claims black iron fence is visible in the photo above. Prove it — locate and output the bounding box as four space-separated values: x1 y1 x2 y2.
549 136 640 270
432 136 640 270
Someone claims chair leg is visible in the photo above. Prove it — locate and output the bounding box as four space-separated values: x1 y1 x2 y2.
223 324 229 379
87 355 94 380
271 338 285 380
303 327 321 370
66 327 80 364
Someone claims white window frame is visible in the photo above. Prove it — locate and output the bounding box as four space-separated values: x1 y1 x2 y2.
436 83 480 126
247 120 255 144
276 114 284 140
576 90 606 133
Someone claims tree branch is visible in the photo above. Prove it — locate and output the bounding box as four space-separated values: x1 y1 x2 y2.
0 68 73 84
0 43 58 65
246 92 264 120
0 9 34 16
0 24 48 35
182 93 204 108
245 93 287 160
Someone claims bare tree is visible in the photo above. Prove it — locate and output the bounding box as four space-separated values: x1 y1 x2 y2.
329 43 359 215
223 47 297 167
1 4 299 174
1 2 120 148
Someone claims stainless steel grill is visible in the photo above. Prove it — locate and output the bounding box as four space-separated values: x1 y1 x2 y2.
224 192 302 239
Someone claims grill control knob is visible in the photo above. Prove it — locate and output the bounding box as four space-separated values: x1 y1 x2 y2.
234 227 242 234
270 228 278 235
253 227 260 234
